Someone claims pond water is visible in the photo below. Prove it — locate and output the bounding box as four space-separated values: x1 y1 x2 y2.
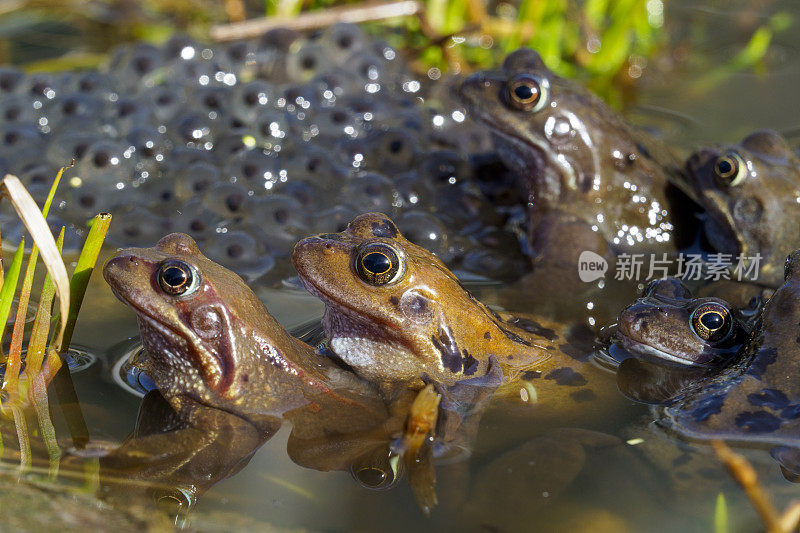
1 1 800 531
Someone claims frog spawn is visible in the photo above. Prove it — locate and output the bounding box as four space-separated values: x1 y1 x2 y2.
0 24 527 284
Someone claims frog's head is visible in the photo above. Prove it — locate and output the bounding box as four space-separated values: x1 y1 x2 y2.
104 233 295 406
459 48 684 252
615 278 745 367
459 48 622 202
292 213 545 385
686 130 800 287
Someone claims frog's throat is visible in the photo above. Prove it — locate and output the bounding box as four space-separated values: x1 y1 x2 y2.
133 310 231 397
488 126 583 203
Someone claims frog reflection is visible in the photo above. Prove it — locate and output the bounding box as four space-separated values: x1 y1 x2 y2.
685 130 800 288
459 48 694 269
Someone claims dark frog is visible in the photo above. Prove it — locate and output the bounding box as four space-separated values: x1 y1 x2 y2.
614 278 749 369
660 250 800 479
609 278 756 404
459 48 693 266
686 130 800 287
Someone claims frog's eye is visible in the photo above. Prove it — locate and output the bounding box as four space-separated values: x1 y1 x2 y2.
354 242 404 286
690 303 732 343
506 74 549 112
713 152 747 186
157 260 200 297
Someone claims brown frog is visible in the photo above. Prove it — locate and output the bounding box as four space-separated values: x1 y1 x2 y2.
102 233 386 431
614 278 750 369
685 130 800 288
459 48 693 268
292 212 616 415
608 278 758 405
102 233 459 513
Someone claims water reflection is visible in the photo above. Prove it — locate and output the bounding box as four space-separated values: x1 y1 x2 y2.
97 353 501 521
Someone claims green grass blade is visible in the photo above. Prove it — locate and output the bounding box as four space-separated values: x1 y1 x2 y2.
4 166 67 396
26 228 64 377
57 212 112 353
40 164 67 218
0 237 25 345
52 212 111 449
4 240 39 396
2 174 70 350
715 492 729 533
28 229 64 479
0 226 4 290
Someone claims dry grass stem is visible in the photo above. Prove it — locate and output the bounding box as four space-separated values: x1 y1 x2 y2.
211 0 423 41
712 440 800 533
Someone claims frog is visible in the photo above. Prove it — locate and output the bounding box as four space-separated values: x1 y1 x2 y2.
102 232 387 433
102 232 470 514
658 249 800 480
685 129 800 288
458 48 694 269
613 277 751 369
607 277 760 404
292 212 621 421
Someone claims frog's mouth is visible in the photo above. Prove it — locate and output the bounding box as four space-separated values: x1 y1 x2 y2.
614 332 706 368
685 152 746 256
300 274 403 342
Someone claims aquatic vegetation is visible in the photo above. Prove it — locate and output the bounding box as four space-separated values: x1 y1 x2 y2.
0 1 791 105
712 440 800 533
0 168 110 473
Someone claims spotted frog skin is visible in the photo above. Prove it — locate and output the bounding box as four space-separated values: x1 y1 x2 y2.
686 130 800 288
660 250 800 464
103 233 384 429
614 278 749 368
459 49 691 265
292 212 614 416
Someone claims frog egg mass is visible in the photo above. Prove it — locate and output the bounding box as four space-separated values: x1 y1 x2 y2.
0 24 528 284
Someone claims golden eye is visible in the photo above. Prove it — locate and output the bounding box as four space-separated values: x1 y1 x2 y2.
506 74 549 112
713 152 747 186
354 242 403 286
690 303 732 343
157 260 199 296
